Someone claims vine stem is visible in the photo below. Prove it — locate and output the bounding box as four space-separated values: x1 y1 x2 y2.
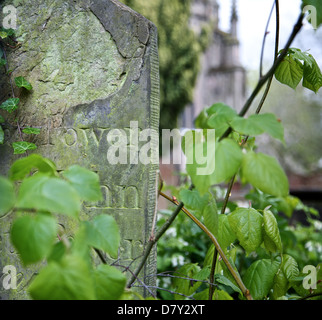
159 191 253 300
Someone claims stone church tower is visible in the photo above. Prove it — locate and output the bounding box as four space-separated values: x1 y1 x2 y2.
182 0 246 128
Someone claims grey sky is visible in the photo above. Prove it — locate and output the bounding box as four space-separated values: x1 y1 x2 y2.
217 0 321 70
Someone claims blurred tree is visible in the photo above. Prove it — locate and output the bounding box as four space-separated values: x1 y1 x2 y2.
121 0 211 132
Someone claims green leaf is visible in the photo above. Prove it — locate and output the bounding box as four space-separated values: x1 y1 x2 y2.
243 259 280 300
230 117 264 137
207 103 237 137
14 76 33 90
93 264 126 300
22 127 40 135
179 189 209 211
0 176 16 217
0 115 5 123
172 263 201 300
83 214 120 258
302 0 322 29
211 138 243 185
17 174 81 217
271 268 289 300
215 274 242 294
11 213 57 265
302 59 322 93
249 113 285 143
263 209 282 253
29 255 96 300
0 125 4 144
217 214 236 250
241 151 289 197
281 254 300 281
228 207 263 254
0 58 6 66
9 154 56 181
12 141 37 154
0 98 20 113
202 196 218 236
275 55 303 89
183 130 216 194
213 289 234 300
62 165 102 202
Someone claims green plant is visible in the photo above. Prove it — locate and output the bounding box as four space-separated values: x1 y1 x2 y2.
0 27 39 154
0 154 133 300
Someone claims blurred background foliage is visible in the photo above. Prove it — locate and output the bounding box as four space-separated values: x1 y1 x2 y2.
121 0 211 132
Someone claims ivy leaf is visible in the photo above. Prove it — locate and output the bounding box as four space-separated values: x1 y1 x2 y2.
228 208 263 254
10 213 57 265
302 0 322 29
93 264 126 300
241 151 289 197
0 125 4 144
12 141 37 154
244 259 280 300
0 176 16 217
263 209 282 253
62 165 102 202
83 214 120 258
17 174 81 217
22 127 40 135
275 55 303 89
0 98 20 113
29 255 96 300
14 76 33 90
9 154 56 181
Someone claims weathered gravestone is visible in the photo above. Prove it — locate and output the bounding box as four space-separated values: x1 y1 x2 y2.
0 0 159 299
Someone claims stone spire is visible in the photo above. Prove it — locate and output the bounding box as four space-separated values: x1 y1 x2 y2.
230 0 238 37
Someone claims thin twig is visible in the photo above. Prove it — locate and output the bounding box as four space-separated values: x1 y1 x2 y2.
160 192 252 300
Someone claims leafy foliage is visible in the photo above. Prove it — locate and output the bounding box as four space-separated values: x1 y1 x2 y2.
0 155 129 300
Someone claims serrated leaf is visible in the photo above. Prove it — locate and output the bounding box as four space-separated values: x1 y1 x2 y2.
275 55 303 89
271 269 289 300
263 210 282 253
228 207 263 254
93 264 126 300
14 76 33 90
282 254 300 281
0 98 20 113
179 189 209 211
203 196 218 236
244 259 280 300
17 174 81 217
230 117 264 137
83 214 120 258
12 141 37 154
22 127 40 135
62 165 102 202
11 213 57 265
302 59 322 93
29 255 96 300
217 214 236 250
172 263 201 300
241 152 289 197
215 274 242 294
0 176 16 217
9 154 56 181
0 125 4 144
